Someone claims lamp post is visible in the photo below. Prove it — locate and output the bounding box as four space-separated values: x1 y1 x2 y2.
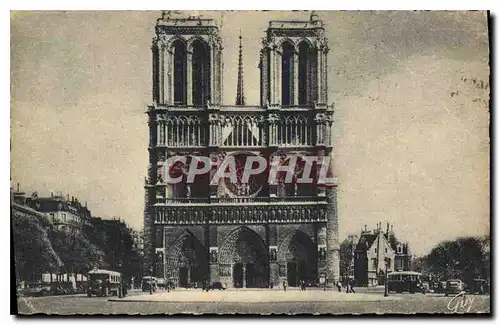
384 257 389 297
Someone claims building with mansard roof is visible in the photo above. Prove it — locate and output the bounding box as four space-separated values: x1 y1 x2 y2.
12 185 92 234
143 11 337 288
353 223 412 287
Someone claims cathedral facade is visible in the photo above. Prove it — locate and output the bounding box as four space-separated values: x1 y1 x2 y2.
143 11 338 288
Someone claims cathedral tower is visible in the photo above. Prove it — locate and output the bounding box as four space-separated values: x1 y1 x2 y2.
144 11 338 288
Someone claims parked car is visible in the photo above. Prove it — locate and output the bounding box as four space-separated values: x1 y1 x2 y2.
209 281 227 290
468 279 489 295
435 281 447 294
51 282 76 295
23 282 52 296
445 279 464 296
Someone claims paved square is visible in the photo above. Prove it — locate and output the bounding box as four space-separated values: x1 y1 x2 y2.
117 288 402 303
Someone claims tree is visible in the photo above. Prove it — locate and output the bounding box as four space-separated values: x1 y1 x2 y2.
49 228 105 277
12 211 62 282
424 236 489 285
339 235 358 279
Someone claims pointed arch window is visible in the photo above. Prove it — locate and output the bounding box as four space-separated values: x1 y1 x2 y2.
192 40 211 107
298 41 312 106
173 40 187 105
281 42 294 106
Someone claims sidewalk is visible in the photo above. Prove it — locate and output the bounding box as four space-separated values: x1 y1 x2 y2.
114 289 402 303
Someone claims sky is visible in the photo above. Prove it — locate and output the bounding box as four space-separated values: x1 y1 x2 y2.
10 11 490 256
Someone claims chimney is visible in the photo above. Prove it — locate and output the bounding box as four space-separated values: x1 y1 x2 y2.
17 183 19 192
386 222 390 236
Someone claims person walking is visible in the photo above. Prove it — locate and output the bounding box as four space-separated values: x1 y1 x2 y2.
283 280 287 292
349 278 356 293
337 281 342 292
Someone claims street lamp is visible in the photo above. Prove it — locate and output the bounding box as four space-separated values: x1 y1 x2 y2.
384 257 389 297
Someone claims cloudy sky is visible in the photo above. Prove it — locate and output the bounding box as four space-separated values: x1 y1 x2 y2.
11 11 490 256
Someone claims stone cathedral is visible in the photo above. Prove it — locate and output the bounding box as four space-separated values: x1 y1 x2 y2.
143 11 338 288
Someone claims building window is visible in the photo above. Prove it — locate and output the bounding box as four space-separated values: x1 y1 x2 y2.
173 40 187 105
387 258 391 269
385 248 388 253
397 245 402 254
374 248 377 253
372 258 377 270
49 213 55 222
281 41 294 106
298 41 311 105
62 213 66 223
191 40 210 106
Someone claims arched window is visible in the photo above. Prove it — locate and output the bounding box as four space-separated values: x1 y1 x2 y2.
192 40 210 107
298 42 311 106
281 42 294 106
173 40 187 105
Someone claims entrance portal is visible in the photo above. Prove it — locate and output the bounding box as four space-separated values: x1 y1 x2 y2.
219 227 269 288
233 263 244 288
246 263 257 288
165 231 208 288
280 230 318 287
179 267 188 287
287 262 297 287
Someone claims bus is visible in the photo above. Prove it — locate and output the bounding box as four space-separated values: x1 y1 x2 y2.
87 269 122 297
142 276 158 293
387 271 422 294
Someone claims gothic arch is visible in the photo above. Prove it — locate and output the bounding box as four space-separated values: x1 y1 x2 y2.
278 230 316 262
296 38 314 50
218 226 269 288
278 230 318 286
281 41 295 106
165 229 208 285
186 36 209 52
277 37 297 49
190 39 211 106
165 35 188 52
171 39 187 105
218 226 267 264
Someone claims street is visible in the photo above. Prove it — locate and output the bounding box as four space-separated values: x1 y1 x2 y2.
16 287 491 315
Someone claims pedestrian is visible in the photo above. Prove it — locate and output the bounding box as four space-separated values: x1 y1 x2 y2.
350 278 356 294
283 280 287 292
337 281 342 292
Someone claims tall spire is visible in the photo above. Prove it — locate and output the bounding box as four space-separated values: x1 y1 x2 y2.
235 31 245 106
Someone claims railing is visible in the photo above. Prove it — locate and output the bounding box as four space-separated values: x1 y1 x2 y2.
155 196 326 205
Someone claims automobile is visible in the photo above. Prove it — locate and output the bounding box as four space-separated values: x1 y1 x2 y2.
306 280 318 287
435 281 447 294
23 282 52 297
51 282 77 295
468 279 489 295
209 281 227 290
141 276 158 292
445 279 464 296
